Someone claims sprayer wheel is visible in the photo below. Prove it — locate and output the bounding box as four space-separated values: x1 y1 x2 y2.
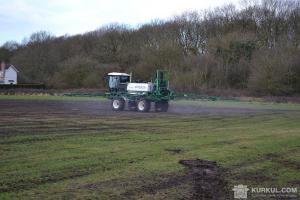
137 99 151 112
111 98 125 111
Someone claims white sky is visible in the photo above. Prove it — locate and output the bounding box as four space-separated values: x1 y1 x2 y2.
0 0 240 45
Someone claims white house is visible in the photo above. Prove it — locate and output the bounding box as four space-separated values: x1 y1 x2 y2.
0 62 19 85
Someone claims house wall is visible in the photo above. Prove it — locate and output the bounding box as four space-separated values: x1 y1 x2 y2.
0 71 4 84
4 68 17 85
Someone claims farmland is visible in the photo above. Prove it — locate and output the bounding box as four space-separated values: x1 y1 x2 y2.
0 95 300 199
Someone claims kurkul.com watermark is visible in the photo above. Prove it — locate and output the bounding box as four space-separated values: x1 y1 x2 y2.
233 184 298 199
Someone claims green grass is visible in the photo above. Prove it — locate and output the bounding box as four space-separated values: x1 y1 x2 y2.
0 94 106 101
0 109 300 199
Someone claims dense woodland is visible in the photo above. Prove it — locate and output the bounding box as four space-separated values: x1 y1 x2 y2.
0 0 300 95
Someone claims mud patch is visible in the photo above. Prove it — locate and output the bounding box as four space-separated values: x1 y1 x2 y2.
78 160 229 199
179 159 229 200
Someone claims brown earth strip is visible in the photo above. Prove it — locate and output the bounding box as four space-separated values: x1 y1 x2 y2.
0 99 292 119
179 159 229 200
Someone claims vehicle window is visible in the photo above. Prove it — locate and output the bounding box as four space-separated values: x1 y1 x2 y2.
120 76 130 83
109 76 118 88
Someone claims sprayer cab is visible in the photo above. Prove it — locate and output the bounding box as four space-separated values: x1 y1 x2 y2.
107 72 131 92
106 70 173 112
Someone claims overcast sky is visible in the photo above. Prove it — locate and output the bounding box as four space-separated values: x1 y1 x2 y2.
0 0 240 45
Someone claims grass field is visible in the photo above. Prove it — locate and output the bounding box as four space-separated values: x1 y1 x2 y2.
0 94 106 101
0 95 299 199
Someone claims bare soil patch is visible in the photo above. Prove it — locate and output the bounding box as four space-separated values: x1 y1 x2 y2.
179 159 229 200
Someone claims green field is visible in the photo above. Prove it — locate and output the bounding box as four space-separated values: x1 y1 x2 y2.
0 94 106 102
0 96 300 199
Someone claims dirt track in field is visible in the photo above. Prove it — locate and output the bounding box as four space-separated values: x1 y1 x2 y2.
0 99 294 118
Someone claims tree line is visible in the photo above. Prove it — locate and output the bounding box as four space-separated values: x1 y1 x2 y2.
0 0 300 95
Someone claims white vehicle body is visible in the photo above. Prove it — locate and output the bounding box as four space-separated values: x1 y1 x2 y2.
127 83 154 93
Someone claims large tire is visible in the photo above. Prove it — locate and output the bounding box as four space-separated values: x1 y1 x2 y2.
128 101 137 111
111 98 125 111
155 101 169 112
137 99 151 112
